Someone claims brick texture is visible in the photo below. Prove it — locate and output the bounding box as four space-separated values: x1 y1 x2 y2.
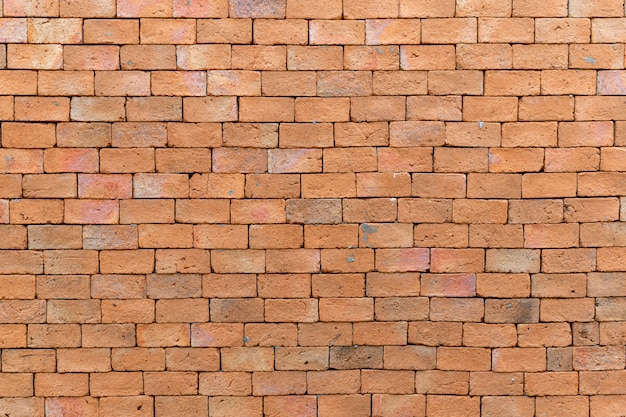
0 1 625 416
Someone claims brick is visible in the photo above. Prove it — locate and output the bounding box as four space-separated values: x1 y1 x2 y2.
426 395 480 417
482 396 535 417
173 0 227 17
119 45 175 70
485 70 540 96
571 44 624 69
78 174 132 199
362 370 414 394
344 45 400 71
571 0 624 16
593 19 626 43
318 395 370 417
542 69 596 95
155 396 208 417
7 44 63 70
35 373 89 397
415 370 468 395
14 97 69 121
531 273 587 297
580 370 626 394
540 298 596 321
463 323 516 347
401 45 455 70
470 372 524 396
512 44 568 69
232 45 286 70
312 273 364 297
574 346 626 370
422 18 477 43
222 346 274 371
430 298 484 322
10 199 64 224
536 18 591 43
94 71 150 96
536 397 588 417
591 395 626 417
319 297 374 321
23 174 76 198
231 199 285 224
26 323 80 348
399 0 455 17
99 397 154 417
252 371 306 395
197 18 251 43
484 298 539 324
518 323 573 347
288 46 343 70
309 20 365 45
478 17 535 42
140 18 195 44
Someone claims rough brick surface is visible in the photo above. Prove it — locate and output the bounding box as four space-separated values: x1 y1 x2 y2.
1 0 625 415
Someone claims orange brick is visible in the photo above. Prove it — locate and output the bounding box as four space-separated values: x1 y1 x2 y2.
121 44 176 70
401 45 455 70
14 97 69 122
485 70 540 96
197 18 251 43
140 18 195 44
309 20 365 45
152 70 207 96
407 96 461 121
570 43 624 69
2 122 56 148
434 148 482 172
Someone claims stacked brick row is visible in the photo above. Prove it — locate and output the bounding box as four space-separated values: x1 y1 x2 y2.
1 0 626 416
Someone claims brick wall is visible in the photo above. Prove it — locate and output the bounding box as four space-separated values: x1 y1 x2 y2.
1 0 626 415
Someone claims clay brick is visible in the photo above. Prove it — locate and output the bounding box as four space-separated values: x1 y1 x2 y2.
252 371 306 395
478 17 535 42
463 323 516 347
435 147 488 172
311 273 364 298
571 43 624 69
402 198 452 224
577 0 625 15
319 297 374 321
541 69 596 95
99 397 154 417
35 373 89 397
415 370 468 395
512 44 568 69
344 45 400 71
199 372 252 396
430 298 485 322
173 0 228 17
318 395 371 417
519 96 575 121
344 0 398 18
574 346 626 370
422 18 478 43
414 224 469 248
536 396 588 417
408 322 462 347
531 273 587 298
141 18 195 44
485 70 540 96
26 323 79 348
580 370 626 394
222 346 274 371
481 396 535 417
155 396 208 417
299 322 353 346
230 199 285 224
470 372 524 395
210 298 265 323
121 45 176 70
484 298 540 324
287 46 343 70
541 297 596 321
309 20 365 45
14 97 69 121
536 18 591 43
